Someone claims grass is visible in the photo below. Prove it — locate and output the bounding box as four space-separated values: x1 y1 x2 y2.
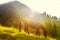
0 25 58 40
57 27 60 40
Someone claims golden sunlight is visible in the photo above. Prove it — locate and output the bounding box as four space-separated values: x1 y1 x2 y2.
18 0 60 18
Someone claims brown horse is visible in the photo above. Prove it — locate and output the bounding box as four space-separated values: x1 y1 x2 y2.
16 19 47 37
24 21 47 37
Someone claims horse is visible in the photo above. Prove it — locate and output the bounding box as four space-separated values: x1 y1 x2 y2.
24 20 47 37
16 19 47 37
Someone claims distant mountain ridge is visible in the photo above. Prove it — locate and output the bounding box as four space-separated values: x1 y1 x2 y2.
0 1 46 26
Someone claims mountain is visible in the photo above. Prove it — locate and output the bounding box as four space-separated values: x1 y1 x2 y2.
0 1 46 27
0 1 31 26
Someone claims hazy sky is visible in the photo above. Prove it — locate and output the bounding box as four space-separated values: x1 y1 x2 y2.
0 0 60 18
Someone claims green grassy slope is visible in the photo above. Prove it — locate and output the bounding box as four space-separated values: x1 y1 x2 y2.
0 25 57 40
57 27 60 40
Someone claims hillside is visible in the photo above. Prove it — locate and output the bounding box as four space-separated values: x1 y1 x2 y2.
0 1 59 40
0 25 57 40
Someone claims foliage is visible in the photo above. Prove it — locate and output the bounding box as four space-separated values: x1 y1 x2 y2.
0 25 56 40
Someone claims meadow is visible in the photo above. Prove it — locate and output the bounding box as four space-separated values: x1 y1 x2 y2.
0 25 58 40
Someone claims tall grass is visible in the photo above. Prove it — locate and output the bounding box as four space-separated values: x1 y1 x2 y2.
0 25 57 40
